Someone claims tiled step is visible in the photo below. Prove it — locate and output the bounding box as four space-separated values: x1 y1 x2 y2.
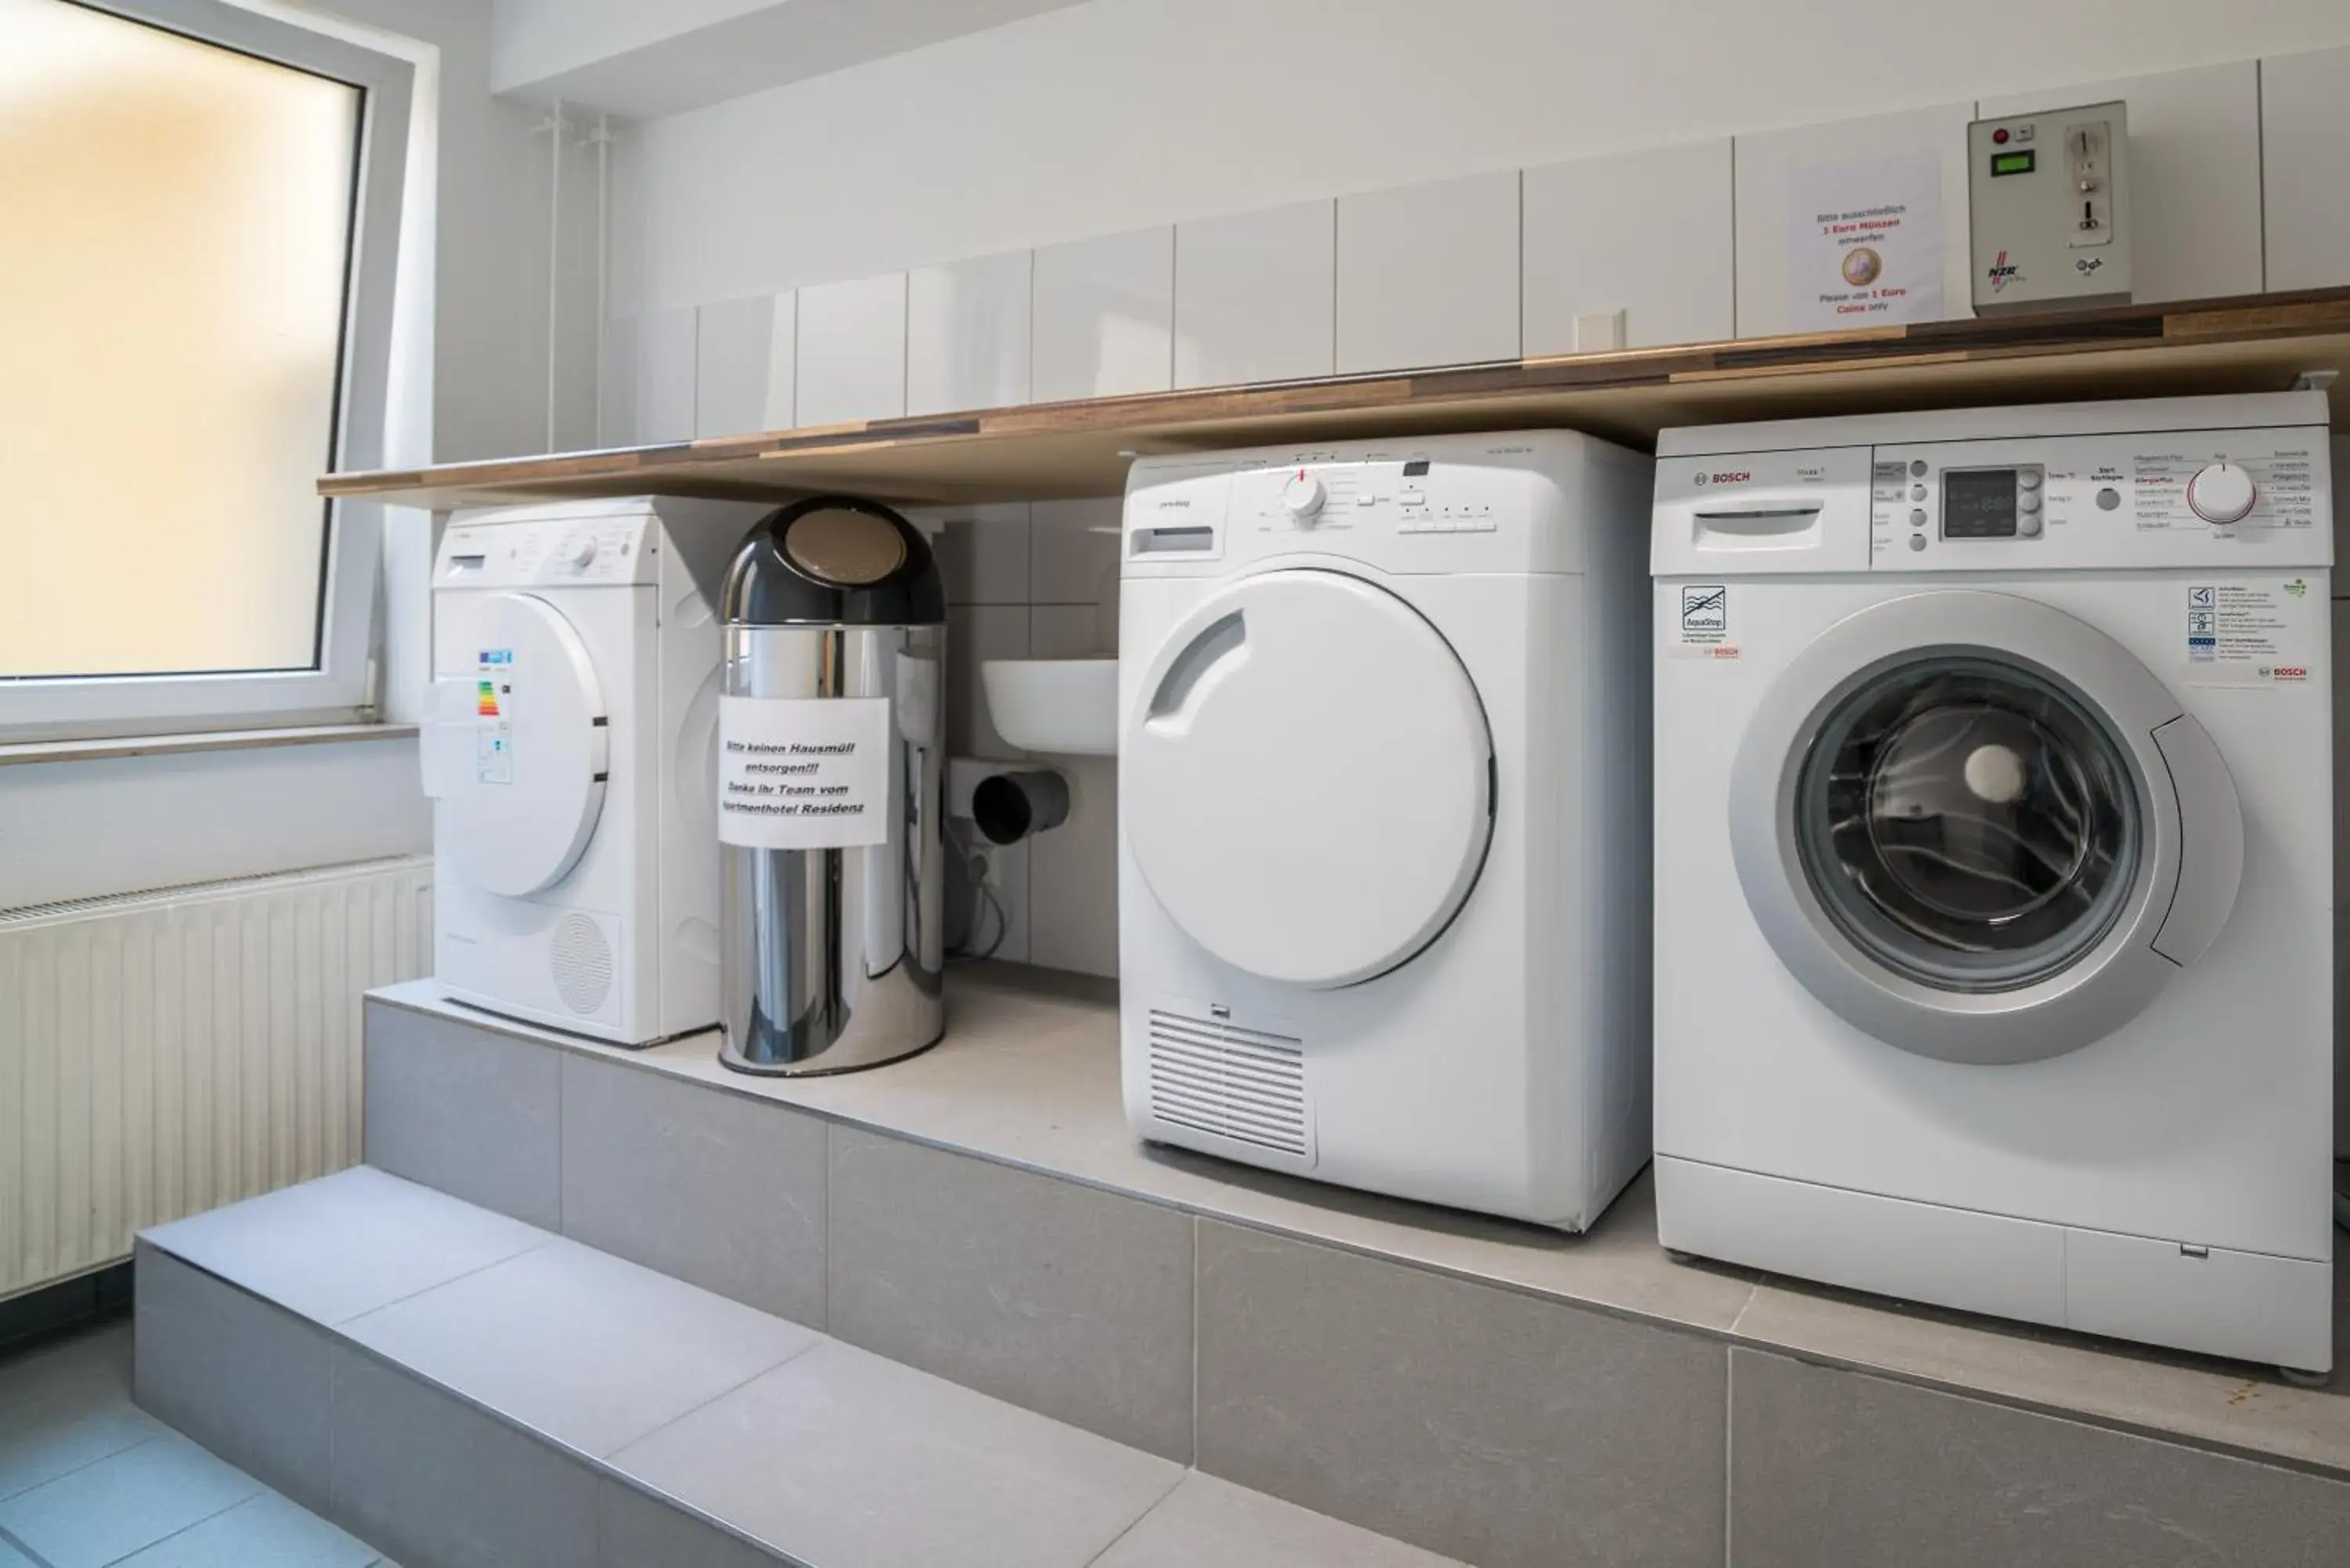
132 1168 1462 1568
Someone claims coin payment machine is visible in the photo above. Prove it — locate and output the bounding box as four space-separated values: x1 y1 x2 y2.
1969 99 2131 315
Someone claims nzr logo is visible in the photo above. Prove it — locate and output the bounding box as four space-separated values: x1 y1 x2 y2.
1987 251 2021 293
1694 471 1751 487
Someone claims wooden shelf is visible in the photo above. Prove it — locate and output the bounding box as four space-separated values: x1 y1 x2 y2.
323 287 2350 511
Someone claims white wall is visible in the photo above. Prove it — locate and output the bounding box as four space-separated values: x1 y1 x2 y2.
612 0 2350 314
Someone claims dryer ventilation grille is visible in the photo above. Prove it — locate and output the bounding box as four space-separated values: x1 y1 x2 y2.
1144 1007 1309 1160
550 912 614 1016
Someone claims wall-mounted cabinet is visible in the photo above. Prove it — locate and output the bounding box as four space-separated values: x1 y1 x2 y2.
1173 200 1336 389
1733 104 1976 339
694 294 794 439
1032 227 1174 403
1979 61 2262 304
1524 139 1734 356
1336 171 1520 374
797 273 908 427
909 251 1032 417
2262 45 2350 292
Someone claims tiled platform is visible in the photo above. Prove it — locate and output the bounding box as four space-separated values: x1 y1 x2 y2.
133 1169 1459 1568
0 1321 384 1567
356 966 2350 1568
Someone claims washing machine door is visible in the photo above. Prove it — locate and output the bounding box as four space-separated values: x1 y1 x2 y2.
1123 569 1494 989
1730 589 2243 1065
422 592 610 898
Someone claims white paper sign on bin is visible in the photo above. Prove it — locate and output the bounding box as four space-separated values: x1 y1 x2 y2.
717 695 894 849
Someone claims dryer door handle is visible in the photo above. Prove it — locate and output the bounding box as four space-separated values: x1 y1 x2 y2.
2148 712 2245 969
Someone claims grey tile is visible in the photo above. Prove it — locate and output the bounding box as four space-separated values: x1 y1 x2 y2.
925 505 1032 606
1029 497 1123 605
139 1165 552 1325
364 993 564 1228
1729 1348 2350 1568
946 603 1029 760
1094 1472 1470 1568
329 1348 597 1568
1195 1220 1726 1568
0 1534 31 1566
596 1479 785 1568
559 1054 827 1329
0 1432 261 1568
0 1321 163 1504
112 1490 379 1567
610 1340 1180 1568
340 1238 818 1458
827 1126 1194 1459
132 1247 338 1513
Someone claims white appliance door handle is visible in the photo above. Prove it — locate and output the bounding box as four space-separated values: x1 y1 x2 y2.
2147 712 2245 968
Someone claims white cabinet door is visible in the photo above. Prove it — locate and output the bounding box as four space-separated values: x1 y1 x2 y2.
616 307 697 444
695 294 793 437
907 251 1032 416
797 273 907 426
1524 139 1734 355
1174 200 1335 389
2262 45 2350 291
1336 171 1520 374
1734 104 1976 338
1032 227 1174 403
1980 61 2261 304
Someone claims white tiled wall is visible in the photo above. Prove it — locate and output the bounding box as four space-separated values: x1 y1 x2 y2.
1978 62 2264 304
797 273 908 426
2261 45 2350 292
1173 200 1336 389
1335 171 1520 374
1523 139 1735 355
908 251 1033 416
1032 227 1176 403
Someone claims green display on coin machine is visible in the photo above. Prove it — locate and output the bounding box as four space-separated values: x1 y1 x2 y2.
1990 149 2037 177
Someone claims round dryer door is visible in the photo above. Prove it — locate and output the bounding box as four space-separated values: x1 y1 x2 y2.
1730 590 2244 1065
1123 569 1493 989
433 592 610 898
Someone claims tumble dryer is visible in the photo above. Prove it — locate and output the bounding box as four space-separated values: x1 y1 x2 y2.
1119 432 1654 1228
1651 393 2334 1372
424 497 765 1044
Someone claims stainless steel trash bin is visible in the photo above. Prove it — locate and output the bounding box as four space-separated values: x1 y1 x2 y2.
716 497 947 1075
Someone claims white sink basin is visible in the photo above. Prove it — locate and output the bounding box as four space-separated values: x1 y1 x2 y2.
981 658 1117 756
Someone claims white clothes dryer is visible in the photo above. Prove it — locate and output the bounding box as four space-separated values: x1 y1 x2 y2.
1119 432 1654 1229
423 497 767 1044
1650 392 2334 1372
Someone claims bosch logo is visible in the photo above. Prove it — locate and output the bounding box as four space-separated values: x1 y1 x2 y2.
2271 666 2309 681
1698 471 1751 486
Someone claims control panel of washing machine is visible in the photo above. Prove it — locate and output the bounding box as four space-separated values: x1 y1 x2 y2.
433 509 660 588
1866 430 2329 569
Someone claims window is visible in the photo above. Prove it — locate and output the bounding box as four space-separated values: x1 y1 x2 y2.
0 0 411 738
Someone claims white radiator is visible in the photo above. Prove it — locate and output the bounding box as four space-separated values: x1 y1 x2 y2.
0 856 432 1299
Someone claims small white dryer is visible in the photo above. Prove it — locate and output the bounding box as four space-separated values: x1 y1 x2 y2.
1650 393 2334 1373
1119 432 1654 1229
423 497 765 1044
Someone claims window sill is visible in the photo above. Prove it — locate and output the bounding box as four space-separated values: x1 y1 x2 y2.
0 721 419 768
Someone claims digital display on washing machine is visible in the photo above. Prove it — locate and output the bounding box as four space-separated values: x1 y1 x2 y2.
1942 469 2019 539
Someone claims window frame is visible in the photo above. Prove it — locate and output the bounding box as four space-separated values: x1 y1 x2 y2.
0 0 414 741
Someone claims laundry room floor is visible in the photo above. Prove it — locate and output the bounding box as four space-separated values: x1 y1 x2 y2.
0 1321 390 1568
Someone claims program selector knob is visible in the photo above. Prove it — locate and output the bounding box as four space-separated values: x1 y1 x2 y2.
2186 461 2258 525
566 535 599 569
1281 472 1327 522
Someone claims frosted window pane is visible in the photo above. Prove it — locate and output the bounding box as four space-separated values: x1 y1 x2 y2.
0 0 360 678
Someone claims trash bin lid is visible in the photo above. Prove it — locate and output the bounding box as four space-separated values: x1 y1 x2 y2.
722 495 945 627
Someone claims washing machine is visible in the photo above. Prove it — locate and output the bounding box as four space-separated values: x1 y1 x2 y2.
422 496 766 1044
1651 392 2334 1372
1119 432 1654 1228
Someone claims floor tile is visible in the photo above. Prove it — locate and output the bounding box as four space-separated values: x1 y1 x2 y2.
1094 1472 1470 1568
133 1248 338 1513
612 1339 1180 1568
329 1349 595 1568
340 1238 819 1457
112 1489 378 1566
597 1479 781 1568
0 1432 261 1568
0 1322 164 1504
139 1166 552 1325
0 1535 33 1567
827 1125 1195 1459
1729 1347 2350 1567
